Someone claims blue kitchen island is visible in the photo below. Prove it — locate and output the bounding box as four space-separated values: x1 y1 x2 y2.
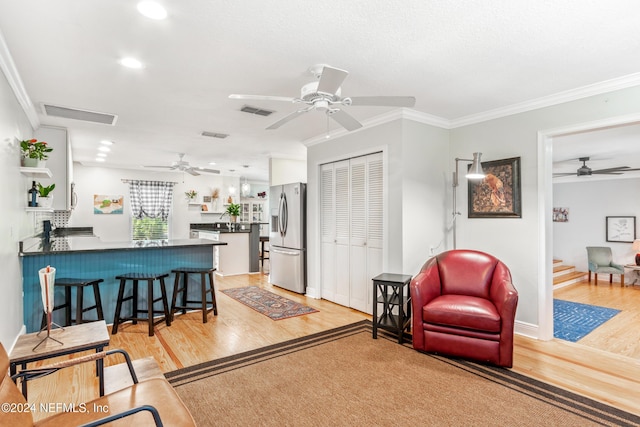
19 235 227 333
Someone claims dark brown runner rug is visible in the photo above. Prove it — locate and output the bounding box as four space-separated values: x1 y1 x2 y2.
166 321 639 426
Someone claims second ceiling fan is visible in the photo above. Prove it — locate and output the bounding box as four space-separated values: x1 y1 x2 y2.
553 157 640 177
229 64 416 131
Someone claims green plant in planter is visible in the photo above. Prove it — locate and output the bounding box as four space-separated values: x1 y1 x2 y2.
37 183 55 197
225 203 241 217
21 139 53 160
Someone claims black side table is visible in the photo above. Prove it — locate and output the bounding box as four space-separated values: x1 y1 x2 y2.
372 273 412 344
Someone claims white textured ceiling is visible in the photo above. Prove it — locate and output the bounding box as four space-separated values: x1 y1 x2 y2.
1 0 640 181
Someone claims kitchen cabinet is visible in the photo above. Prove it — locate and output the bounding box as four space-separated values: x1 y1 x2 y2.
320 152 383 314
34 126 74 210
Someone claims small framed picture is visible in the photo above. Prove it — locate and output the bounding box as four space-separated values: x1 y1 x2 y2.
203 195 212 203
606 216 636 243
553 207 569 222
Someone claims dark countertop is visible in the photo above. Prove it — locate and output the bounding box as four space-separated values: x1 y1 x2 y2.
190 222 260 233
20 236 226 256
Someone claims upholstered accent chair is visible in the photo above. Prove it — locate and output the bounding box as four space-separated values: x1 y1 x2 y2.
586 246 624 285
410 249 519 368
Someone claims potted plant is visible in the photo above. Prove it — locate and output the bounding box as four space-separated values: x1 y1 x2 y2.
185 189 198 201
225 202 241 222
21 139 53 167
37 183 55 208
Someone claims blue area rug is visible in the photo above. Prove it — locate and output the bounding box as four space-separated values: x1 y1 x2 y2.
553 299 621 342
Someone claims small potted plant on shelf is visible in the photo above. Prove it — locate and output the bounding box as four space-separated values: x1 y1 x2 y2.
21 139 53 168
185 189 198 201
37 183 55 208
225 202 241 222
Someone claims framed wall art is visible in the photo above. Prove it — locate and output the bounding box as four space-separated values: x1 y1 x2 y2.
553 207 569 222
606 216 636 243
468 157 521 218
94 195 124 214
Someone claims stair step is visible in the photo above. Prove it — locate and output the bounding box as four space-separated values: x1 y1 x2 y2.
553 259 563 266
553 271 587 286
553 264 575 276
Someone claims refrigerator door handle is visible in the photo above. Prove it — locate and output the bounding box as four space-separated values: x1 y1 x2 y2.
271 248 300 256
282 193 288 237
278 192 285 236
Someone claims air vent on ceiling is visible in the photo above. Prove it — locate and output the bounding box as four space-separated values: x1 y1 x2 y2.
42 103 118 125
240 105 274 116
201 131 229 139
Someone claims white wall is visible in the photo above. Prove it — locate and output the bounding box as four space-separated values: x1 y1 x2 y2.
306 119 449 298
450 86 640 330
269 158 307 185
0 66 35 348
71 164 267 241
554 178 640 274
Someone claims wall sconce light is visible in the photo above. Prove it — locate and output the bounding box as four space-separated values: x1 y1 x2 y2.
452 152 485 249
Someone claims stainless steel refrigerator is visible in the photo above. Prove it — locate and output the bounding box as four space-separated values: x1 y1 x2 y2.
269 182 306 293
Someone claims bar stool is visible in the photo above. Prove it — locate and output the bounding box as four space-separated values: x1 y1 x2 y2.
41 278 104 328
259 236 269 268
112 272 171 337
170 267 218 323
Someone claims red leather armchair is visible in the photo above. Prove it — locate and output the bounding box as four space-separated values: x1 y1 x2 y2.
410 249 518 367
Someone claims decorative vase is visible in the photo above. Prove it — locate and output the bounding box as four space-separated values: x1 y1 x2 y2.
231 215 238 223
23 158 45 168
39 196 54 209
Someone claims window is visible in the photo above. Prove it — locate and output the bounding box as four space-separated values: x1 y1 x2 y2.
126 180 175 241
132 217 168 240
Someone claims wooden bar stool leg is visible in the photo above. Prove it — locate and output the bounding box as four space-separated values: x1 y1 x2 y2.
93 282 104 320
75 286 84 324
181 272 188 315
200 272 207 323
147 279 154 337
160 276 171 327
209 271 218 316
170 271 180 321
112 279 127 334
65 287 73 326
132 280 139 324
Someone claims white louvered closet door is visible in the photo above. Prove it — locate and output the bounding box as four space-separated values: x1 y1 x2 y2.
348 156 368 313
334 160 351 306
320 153 383 313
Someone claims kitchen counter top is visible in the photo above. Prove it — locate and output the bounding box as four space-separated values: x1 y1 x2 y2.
19 236 226 256
190 222 258 233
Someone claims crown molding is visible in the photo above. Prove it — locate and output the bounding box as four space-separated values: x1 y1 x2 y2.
303 108 450 147
450 73 640 128
0 29 39 129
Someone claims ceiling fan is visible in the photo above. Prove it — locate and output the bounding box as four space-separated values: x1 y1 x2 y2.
229 64 416 131
553 157 640 177
144 153 220 176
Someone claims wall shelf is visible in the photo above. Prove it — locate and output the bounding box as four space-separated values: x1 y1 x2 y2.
25 207 54 213
20 167 52 178
201 211 223 214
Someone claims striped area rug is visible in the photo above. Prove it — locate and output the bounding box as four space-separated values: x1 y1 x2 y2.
166 321 639 427
554 299 621 342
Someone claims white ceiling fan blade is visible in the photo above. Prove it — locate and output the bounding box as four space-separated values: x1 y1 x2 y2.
317 66 348 95
328 109 362 131
195 167 221 174
185 168 200 176
229 94 297 103
266 109 309 130
144 165 174 169
347 96 416 107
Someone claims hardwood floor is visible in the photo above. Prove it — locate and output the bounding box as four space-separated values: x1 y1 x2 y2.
20 273 640 422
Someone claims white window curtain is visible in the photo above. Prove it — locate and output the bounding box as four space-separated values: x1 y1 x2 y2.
128 180 175 220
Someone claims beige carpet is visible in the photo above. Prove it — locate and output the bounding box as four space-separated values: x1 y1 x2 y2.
167 321 639 427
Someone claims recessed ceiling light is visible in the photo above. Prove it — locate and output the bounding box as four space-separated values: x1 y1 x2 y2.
95 157 105 162
120 57 144 69
100 140 114 146
209 162 216 166
137 1 167 20
98 146 111 152
97 152 107 157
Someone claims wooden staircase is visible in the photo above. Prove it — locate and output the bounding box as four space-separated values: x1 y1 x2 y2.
553 259 587 289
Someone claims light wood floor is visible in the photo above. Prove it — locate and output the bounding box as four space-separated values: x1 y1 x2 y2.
20 273 640 421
